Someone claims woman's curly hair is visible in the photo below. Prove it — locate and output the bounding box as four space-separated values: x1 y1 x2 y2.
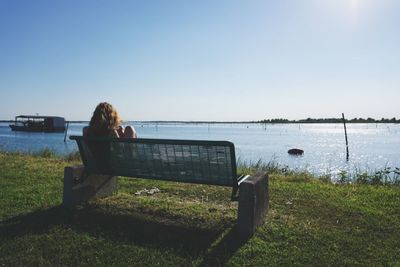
87 102 122 136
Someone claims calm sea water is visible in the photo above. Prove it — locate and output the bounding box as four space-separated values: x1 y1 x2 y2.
1 122 399 177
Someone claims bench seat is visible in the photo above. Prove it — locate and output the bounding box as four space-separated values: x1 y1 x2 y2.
64 135 269 238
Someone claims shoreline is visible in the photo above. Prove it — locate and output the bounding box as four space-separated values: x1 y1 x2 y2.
1 120 399 124
1 149 398 185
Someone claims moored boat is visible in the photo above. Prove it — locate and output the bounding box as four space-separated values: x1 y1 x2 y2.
9 115 66 132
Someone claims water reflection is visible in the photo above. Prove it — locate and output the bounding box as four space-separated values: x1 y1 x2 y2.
0 122 399 176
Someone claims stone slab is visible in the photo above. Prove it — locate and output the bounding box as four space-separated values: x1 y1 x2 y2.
62 165 117 206
237 172 269 239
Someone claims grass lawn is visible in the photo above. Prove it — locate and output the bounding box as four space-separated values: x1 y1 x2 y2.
0 151 399 266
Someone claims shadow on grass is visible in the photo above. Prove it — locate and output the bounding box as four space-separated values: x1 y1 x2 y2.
0 203 247 261
199 226 248 266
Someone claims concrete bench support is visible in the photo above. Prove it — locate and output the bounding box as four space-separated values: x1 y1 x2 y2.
237 172 269 239
62 165 117 206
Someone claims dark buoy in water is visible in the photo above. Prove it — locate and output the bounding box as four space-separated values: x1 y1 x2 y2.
288 148 304 156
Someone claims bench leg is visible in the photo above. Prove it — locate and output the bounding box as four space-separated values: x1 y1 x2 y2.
237 172 269 239
62 165 117 206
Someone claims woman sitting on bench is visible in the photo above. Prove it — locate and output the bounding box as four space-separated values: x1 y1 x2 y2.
83 102 137 138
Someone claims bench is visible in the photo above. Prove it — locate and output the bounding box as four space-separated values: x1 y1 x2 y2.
63 135 269 238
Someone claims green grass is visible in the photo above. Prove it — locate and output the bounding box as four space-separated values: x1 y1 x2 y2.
0 152 399 266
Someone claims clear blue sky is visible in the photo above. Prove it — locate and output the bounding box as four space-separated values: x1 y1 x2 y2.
0 0 399 121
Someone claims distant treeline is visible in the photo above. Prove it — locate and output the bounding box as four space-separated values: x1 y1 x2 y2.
259 117 399 124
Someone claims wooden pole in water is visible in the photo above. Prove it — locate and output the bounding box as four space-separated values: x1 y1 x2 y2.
342 113 349 161
64 121 69 142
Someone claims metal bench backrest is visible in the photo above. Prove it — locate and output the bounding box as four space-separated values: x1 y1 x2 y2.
70 136 238 188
